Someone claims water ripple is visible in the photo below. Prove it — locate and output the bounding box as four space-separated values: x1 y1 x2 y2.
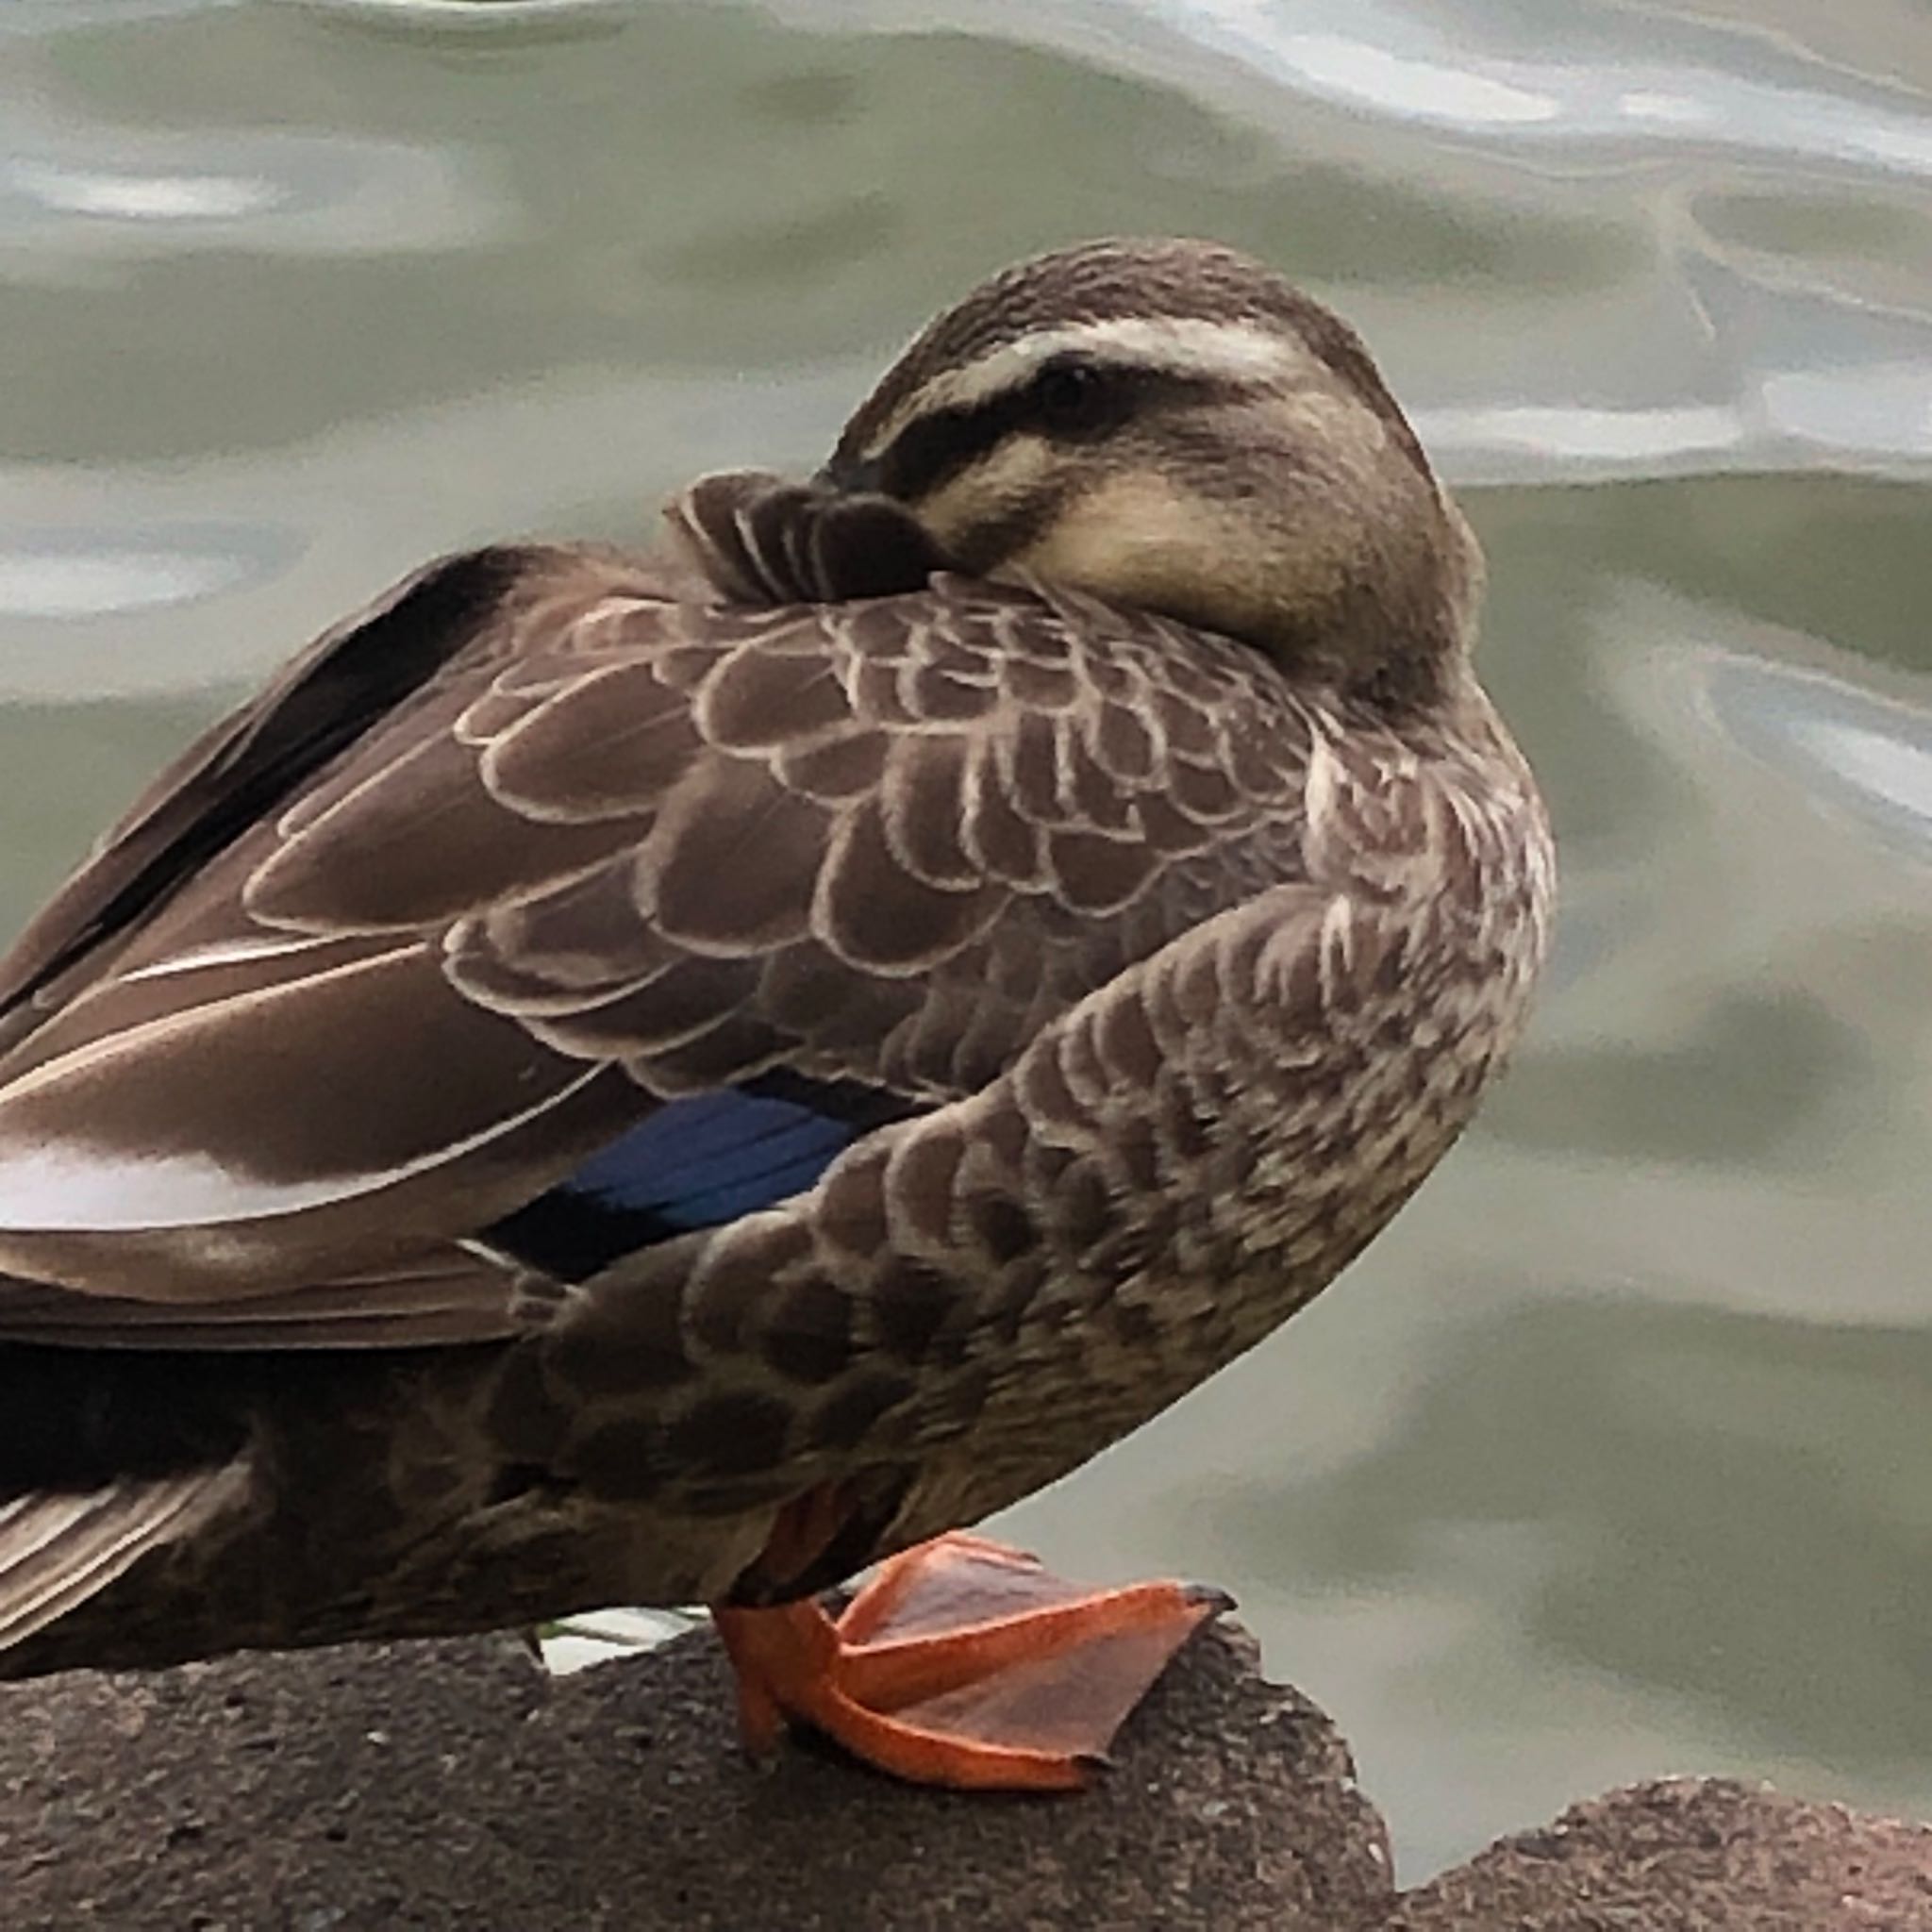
1707 654 1932 863
0 125 498 263
0 526 280 620
766 0 1932 182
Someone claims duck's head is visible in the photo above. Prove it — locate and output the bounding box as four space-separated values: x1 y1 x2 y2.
822 237 1479 707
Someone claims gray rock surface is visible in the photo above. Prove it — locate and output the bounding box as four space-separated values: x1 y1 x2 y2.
0 1622 1390 1931
1389 1778 1932 1932
2 1621 1926 1929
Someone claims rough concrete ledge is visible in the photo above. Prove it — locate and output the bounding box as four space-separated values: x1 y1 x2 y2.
2 1623 1926 1930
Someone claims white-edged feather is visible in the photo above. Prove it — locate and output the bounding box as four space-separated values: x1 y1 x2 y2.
0 1063 608 1232
0 1462 249 1653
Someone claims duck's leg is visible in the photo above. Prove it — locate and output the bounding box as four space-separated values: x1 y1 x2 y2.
712 1534 1220 1790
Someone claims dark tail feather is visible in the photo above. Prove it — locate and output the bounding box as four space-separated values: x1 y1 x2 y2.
0 1465 248 1657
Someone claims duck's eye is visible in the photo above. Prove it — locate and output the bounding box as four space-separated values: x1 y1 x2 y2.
1032 359 1111 434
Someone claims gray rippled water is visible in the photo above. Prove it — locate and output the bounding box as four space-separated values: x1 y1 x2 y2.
1 0 1927 1879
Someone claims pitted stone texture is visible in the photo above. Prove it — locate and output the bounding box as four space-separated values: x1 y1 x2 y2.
5 1621 1924 1930
0 1620 1391 1932
1388 1777 1932 1932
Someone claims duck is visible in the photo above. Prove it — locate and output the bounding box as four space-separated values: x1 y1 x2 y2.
0 238 1552 1791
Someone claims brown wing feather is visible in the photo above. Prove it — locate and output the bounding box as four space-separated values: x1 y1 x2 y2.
0 548 570 1050
0 1248 522 1348
0 529 1316 1339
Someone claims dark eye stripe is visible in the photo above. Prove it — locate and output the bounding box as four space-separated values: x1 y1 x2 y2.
875 362 1231 504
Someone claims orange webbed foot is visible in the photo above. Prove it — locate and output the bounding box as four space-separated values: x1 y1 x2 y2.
712 1534 1224 1791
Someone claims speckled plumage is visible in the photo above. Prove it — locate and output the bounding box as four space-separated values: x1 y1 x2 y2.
0 239 1551 1678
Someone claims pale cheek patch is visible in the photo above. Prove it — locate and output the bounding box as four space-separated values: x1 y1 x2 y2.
1002 471 1313 637
918 434 1055 548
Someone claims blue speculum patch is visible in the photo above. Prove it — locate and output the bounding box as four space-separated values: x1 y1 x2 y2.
484 1072 915 1279
566 1091 858 1230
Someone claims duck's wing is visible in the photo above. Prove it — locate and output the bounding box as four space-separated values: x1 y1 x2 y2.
0 540 1314 1346
0 541 682 1340
0 545 575 1046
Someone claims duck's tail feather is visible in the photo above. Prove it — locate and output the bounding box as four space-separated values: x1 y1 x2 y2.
0 1463 247 1657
